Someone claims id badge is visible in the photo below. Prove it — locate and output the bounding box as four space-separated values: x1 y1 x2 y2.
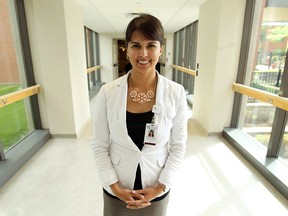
144 123 158 145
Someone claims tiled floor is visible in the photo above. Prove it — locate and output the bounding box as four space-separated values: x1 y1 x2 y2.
0 105 288 215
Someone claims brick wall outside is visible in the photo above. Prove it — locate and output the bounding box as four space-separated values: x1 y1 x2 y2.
0 0 20 84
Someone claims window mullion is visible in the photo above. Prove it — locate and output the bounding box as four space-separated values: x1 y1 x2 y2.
267 109 287 157
0 141 5 161
15 0 42 129
267 50 288 157
231 0 256 127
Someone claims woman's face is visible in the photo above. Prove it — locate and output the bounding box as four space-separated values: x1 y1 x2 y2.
126 31 162 74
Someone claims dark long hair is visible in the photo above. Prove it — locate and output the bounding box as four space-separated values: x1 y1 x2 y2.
125 14 164 46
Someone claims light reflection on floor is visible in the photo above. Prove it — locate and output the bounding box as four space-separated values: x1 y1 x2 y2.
0 118 287 215
167 131 288 216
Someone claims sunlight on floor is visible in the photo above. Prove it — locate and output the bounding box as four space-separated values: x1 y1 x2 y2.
167 135 288 216
0 118 288 215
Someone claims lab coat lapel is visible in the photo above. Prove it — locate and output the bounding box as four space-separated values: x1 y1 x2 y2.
114 73 140 152
154 74 165 124
142 74 165 152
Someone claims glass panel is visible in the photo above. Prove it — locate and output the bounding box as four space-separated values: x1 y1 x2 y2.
0 0 35 152
183 25 191 91
85 27 92 68
239 97 276 148
237 0 288 149
172 32 179 81
175 29 185 84
279 119 288 166
0 97 34 151
173 23 197 95
93 33 101 82
85 27 101 95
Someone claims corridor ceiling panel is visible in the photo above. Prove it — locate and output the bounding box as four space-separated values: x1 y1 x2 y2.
75 0 207 34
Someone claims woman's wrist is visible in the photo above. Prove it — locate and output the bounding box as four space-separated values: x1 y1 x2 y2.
155 182 167 196
158 183 167 192
110 182 121 196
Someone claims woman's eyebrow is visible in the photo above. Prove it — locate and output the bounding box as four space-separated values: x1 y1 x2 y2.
147 41 158 45
129 41 140 44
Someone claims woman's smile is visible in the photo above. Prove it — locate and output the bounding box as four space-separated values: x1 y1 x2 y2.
138 60 150 64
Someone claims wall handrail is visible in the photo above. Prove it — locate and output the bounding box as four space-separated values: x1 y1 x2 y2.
232 82 288 111
87 65 102 74
0 84 40 108
172 64 197 77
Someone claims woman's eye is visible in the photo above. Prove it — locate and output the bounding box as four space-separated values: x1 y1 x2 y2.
132 45 140 48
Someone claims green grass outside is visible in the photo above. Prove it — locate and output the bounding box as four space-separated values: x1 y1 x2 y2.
254 133 288 147
0 84 21 96
0 84 30 151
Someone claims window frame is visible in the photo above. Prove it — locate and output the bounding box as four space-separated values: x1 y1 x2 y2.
0 0 50 188
224 0 288 199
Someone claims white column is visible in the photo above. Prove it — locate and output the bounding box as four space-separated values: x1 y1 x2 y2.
25 0 91 137
193 0 246 135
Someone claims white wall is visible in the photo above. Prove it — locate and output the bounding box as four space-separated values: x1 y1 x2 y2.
63 0 91 136
193 0 246 135
24 0 91 137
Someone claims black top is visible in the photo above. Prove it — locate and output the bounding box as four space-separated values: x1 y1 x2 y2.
126 110 153 150
126 110 154 190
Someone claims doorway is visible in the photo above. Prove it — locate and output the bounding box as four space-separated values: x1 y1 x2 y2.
117 40 129 77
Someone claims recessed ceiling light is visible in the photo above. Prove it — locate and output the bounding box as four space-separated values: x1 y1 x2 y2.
126 12 150 17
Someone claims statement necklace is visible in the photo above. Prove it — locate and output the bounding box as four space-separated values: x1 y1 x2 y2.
129 76 156 104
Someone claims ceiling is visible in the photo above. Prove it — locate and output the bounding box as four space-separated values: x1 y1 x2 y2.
75 0 207 35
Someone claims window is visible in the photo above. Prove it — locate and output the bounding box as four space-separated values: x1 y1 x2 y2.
224 0 288 199
0 0 35 152
173 21 198 95
84 27 101 98
0 0 49 188
237 0 288 160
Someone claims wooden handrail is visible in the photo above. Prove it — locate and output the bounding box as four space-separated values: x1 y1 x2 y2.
0 84 40 108
87 65 102 74
232 82 288 111
172 64 197 77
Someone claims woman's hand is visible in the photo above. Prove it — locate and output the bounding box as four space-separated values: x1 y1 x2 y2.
126 184 164 209
125 190 151 209
110 182 151 209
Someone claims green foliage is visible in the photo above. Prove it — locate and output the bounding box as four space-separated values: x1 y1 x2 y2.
273 48 286 56
0 84 29 150
250 82 279 94
254 134 288 148
267 26 288 42
0 84 21 96
255 134 270 146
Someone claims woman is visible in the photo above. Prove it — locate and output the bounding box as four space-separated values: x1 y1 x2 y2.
92 14 188 216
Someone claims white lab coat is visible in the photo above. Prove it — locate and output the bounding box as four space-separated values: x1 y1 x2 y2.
91 72 188 196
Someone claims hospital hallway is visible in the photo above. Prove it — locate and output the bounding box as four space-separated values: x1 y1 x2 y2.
0 96 288 216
